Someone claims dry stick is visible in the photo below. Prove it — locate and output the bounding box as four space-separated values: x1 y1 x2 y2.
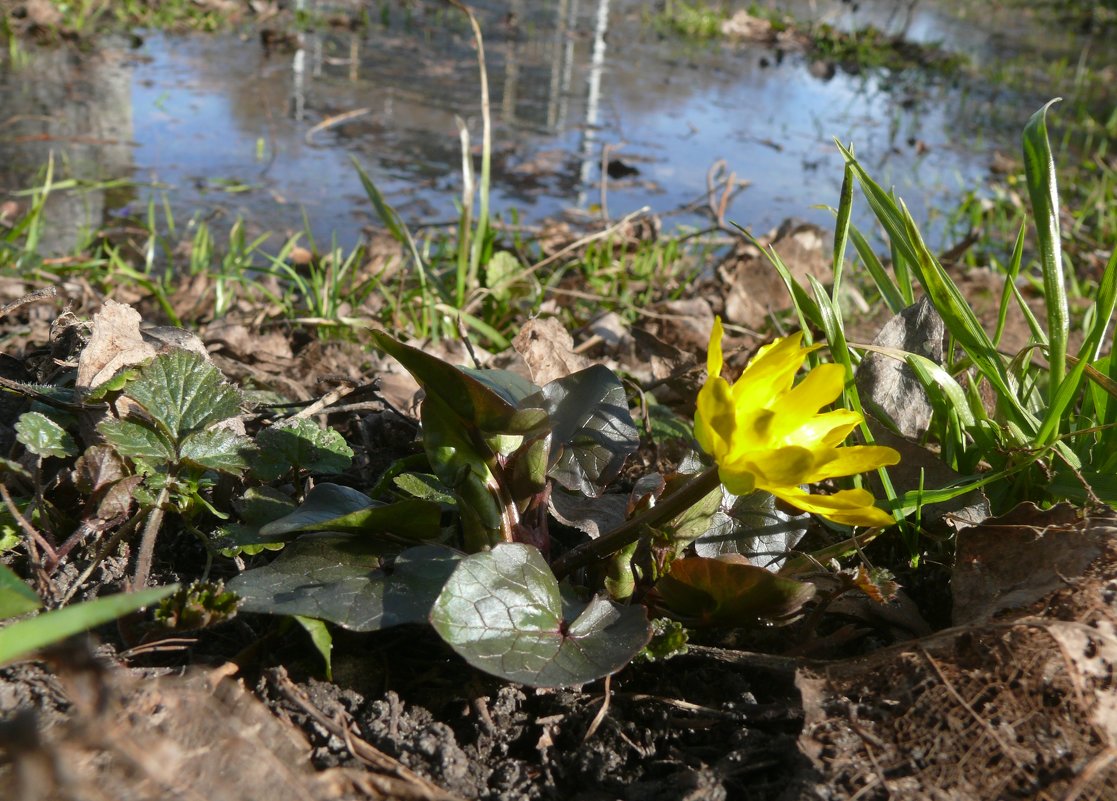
0 286 57 319
551 465 722 579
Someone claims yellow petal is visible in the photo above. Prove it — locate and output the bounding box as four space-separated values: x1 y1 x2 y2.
695 376 735 459
808 445 901 481
732 333 809 408
768 363 847 442
706 317 724 379
769 486 895 527
780 409 863 450
740 446 816 487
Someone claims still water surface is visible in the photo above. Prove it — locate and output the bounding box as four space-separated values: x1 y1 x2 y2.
0 0 1103 254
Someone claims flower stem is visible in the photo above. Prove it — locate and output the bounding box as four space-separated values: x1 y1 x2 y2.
551 465 722 580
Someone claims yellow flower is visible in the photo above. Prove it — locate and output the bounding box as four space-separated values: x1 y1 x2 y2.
695 319 900 527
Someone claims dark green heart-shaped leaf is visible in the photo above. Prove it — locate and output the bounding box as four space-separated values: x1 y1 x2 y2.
124 350 242 439
253 417 354 481
15 412 78 459
542 365 638 496
430 543 651 687
228 540 462 631
694 490 808 570
372 331 545 434
259 483 444 542
653 556 815 627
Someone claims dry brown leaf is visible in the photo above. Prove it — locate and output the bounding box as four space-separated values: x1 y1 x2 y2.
511 317 593 386
75 300 157 390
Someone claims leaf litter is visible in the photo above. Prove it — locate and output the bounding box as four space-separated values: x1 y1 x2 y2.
0 272 1114 801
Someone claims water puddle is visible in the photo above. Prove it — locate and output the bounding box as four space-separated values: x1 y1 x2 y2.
0 0 1106 254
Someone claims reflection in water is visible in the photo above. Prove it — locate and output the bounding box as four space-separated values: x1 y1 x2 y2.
0 1 1105 252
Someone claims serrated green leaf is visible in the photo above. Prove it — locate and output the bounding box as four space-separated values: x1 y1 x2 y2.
0 585 177 665
652 556 815 627
179 428 253 474
430 543 651 688
98 419 176 464
15 412 78 459
125 350 241 439
258 483 444 542
542 365 639 496
229 540 461 631
0 564 41 620
253 417 354 481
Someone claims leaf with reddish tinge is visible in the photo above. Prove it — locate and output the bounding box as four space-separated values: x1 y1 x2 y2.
652 556 815 627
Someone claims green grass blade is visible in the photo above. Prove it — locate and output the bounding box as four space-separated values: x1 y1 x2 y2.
993 222 1028 348
0 585 177 665
1022 99 1068 403
831 161 855 296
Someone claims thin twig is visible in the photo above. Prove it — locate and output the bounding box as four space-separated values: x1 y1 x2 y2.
1 481 56 563
0 286 56 319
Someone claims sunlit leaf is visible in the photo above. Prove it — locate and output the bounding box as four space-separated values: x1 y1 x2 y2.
694 490 808 571
15 412 78 459
652 556 815 627
229 540 461 631
125 350 242 439
430 543 651 687
542 365 639 496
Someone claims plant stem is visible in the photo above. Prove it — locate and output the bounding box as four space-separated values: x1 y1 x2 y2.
551 465 722 579
133 486 170 589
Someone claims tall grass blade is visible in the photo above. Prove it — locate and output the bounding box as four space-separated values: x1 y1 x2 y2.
1022 99 1069 406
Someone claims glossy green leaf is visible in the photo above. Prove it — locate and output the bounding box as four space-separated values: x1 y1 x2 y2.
694 490 808 570
0 564 41 620
253 417 354 481
125 350 242 439
15 412 78 459
179 428 253 474
229 540 461 631
0 585 177 665
652 556 815 627
542 365 639 496
430 543 651 688
393 473 457 504
258 483 444 542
